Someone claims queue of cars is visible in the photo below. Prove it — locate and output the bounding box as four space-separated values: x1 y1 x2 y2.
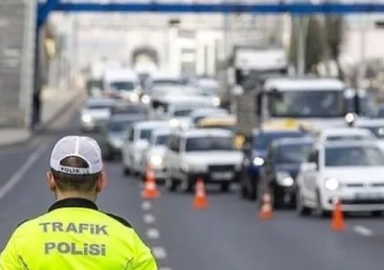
82 70 384 218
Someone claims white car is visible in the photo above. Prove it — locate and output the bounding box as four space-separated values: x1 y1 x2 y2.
103 68 141 102
314 127 376 144
80 98 116 132
355 119 384 149
296 140 384 216
188 108 229 127
164 128 243 192
140 127 172 181
122 121 170 176
154 95 215 127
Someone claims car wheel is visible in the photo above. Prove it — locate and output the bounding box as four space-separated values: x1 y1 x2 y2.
240 171 249 199
122 164 130 176
296 188 312 216
371 211 384 217
317 190 331 218
180 178 193 193
248 177 257 201
165 177 178 192
221 183 230 192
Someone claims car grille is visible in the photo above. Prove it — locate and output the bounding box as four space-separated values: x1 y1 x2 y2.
345 182 384 188
208 165 235 172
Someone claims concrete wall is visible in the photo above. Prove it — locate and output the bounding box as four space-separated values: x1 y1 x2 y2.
0 0 35 128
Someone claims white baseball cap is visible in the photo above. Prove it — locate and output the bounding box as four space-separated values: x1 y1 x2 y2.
50 136 103 175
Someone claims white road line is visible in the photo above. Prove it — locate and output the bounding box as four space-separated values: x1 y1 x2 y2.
159 268 173 270
353 225 373 237
0 144 48 201
152 247 167 259
143 213 156 224
146 228 160 239
142 201 152 211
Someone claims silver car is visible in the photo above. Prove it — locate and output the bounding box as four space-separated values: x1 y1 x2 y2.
80 98 117 132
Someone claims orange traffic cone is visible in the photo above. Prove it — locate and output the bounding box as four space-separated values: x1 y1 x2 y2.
258 193 273 220
141 167 160 199
331 197 345 232
193 179 208 209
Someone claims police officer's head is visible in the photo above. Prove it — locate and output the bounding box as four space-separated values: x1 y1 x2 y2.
47 136 106 200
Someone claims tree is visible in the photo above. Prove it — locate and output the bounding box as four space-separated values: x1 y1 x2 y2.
324 16 345 79
289 16 324 74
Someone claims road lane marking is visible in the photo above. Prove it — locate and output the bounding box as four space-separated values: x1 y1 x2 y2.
143 213 156 224
0 144 48 201
142 201 152 210
152 247 167 259
353 225 373 237
146 228 160 239
159 268 173 270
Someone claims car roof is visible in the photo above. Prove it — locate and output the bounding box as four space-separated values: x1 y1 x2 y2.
110 114 146 122
134 121 170 129
318 127 373 136
356 119 384 127
253 128 304 135
163 95 212 104
191 108 228 117
85 98 116 105
181 128 233 138
152 127 172 136
264 77 345 91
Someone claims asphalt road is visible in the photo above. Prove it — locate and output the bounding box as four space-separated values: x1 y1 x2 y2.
1 110 384 269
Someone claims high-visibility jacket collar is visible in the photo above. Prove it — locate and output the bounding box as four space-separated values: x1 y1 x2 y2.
48 198 98 212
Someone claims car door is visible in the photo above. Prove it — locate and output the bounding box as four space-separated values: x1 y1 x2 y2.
304 149 320 202
164 135 177 177
122 127 135 166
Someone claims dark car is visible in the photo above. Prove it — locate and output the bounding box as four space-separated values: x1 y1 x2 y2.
102 114 147 160
240 129 310 201
259 137 313 209
110 103 149 117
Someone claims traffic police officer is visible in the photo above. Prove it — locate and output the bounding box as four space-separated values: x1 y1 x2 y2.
0 135 158 269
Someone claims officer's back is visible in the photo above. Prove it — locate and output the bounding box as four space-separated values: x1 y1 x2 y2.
0 136 157 269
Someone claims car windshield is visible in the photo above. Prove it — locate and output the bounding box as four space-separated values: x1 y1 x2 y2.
269 90 344 118
87 80 103 89
110 81 135 91
139 128 152 140
113 105 147 115
359 126 384 139
87 103 114 110
275 143 312 164
108 120 133 132
185 136 234 152
326 135 370 141
325 145 384 167
174 109 193 117
254 132 304 150
155 135 170 146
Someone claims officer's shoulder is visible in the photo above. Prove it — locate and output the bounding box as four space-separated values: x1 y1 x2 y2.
103 212 133 229
16 219 30 228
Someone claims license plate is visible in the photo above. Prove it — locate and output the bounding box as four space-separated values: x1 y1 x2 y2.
355 192 383 199
211 172 234 180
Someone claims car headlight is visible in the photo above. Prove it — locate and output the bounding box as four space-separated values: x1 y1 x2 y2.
252 157 264 166
212 97 221 107
150 155 163 167
141 95 151 104
130 93 139 102
324 177 340 191
276 171 294 187
169 118 179 127
81 114 92 123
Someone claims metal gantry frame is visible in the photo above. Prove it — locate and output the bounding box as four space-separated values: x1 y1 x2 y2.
38 1 384 29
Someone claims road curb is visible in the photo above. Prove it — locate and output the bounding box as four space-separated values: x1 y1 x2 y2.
34 90 84 135
0 91 84 150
